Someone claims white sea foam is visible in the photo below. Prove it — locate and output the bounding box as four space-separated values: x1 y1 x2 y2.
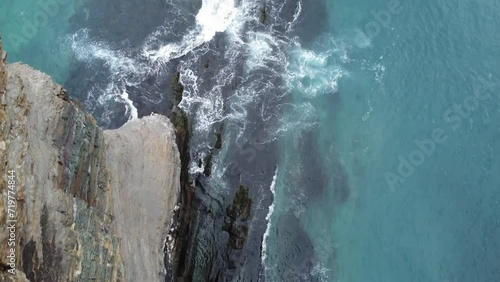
246 31 284 71
69 29 143 122
285 41 346 98
189 150 208 175
178 66 226 132
70 30 142 75
120 90 138 121
246 32 275 70
152 0 260 136
143 0 240 62
261 168 278 267
71 0 272 130
362 97 373 122
374 63 386 83
285 0 302 32
310 261 332 282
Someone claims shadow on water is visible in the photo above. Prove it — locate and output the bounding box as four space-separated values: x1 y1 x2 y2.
273 213 317 281
289 123 351 204
294 0 329 48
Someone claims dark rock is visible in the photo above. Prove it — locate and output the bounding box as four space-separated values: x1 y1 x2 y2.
223 185 253 249
260 6 269 24
227 185 253 221
214 132 223 149
203 154 213 177
171 72 184 106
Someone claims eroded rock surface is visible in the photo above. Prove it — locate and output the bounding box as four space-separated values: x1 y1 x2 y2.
0 39 180 281
105 115 180 282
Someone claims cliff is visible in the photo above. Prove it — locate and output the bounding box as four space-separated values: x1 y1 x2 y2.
105 116 180 282
0 38 181 281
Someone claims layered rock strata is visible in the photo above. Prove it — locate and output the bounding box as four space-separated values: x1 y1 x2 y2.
0 38 180 281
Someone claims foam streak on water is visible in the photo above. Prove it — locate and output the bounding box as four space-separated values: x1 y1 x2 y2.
69 29 146 123
261 167 278 267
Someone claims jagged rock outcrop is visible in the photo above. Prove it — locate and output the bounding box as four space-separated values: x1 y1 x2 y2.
223 185 253 250
0 38 180 281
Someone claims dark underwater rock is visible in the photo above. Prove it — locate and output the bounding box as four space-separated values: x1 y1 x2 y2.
260 6 269 24
203 154 213 177
223 185 253 249
215 132 223 149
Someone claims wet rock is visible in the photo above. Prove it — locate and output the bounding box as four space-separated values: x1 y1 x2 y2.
214 132 223 149
166 72 197 282
227 185 252 221
223 185 253 249
260 6 269 24
203 154 213 177
171 72 184 106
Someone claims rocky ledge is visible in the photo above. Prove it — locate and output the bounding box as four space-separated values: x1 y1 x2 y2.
0 38 181 281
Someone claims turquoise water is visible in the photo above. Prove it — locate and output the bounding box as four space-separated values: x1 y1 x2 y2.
266 0 500 281
0 0 88 84
2 0 499 281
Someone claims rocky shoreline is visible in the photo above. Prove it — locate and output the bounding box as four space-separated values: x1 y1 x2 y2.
0 37 182 281
165 72 196 282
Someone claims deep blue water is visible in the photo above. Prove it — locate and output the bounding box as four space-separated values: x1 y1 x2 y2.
1 0 500 281
264 1 500 281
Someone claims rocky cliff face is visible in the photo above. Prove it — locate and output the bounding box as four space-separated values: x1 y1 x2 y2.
105 116 180 282
0 38 181 281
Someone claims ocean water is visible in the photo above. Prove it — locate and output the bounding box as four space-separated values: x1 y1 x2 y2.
0 0 87 84
265 0 500 281
1 0 500 281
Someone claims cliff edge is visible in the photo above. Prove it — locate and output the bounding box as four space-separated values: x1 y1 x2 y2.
0 38 180 281
105 115 180 282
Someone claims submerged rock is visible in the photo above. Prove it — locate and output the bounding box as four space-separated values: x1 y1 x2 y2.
203 154 213 177
223 185 253 250
260 6 269 24
0 38 180 281
227 185 252 221
214 132 223 150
